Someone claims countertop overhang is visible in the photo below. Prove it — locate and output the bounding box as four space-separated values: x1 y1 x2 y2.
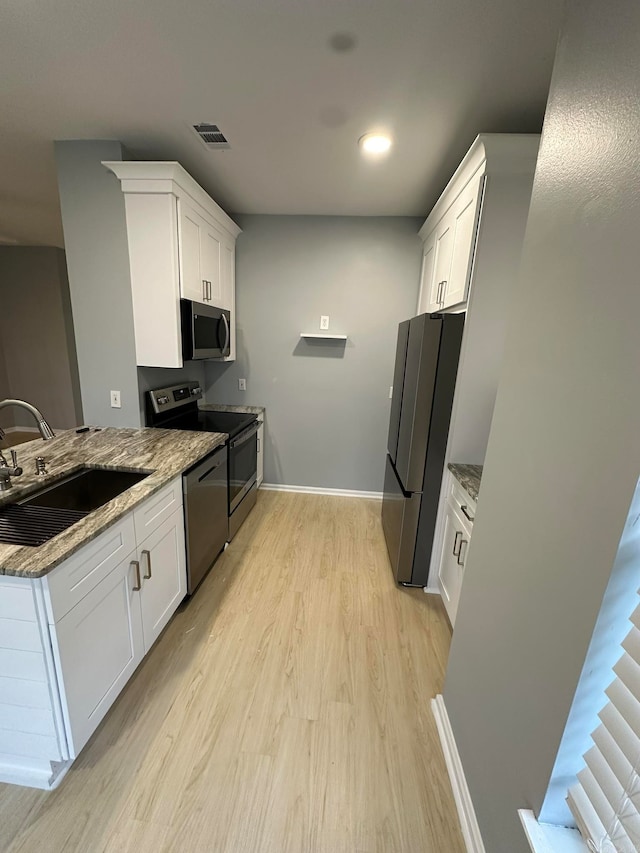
0 427 226 579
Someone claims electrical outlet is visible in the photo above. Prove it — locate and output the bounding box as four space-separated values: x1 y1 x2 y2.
238 378 246 391
320 315 330 331
110 390 121 409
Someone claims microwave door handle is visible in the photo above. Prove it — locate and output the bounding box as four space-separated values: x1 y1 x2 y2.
221 313 230 355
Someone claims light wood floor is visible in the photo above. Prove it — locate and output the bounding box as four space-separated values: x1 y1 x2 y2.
0 491 464 853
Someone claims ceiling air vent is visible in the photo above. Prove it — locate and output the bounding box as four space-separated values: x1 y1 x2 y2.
192 123 231 150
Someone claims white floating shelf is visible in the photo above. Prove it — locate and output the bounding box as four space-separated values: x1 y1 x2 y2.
300 333 348 340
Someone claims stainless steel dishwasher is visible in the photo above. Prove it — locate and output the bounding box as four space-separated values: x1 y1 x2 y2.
183 444 228 594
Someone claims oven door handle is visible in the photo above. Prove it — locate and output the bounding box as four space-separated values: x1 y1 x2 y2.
230 421 259 450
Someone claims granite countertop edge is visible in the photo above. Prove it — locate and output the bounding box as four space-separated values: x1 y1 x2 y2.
447 463 483 502
0 427 227 580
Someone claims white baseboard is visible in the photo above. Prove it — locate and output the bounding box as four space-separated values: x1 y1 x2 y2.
260 483 383 500
431 695 486 853
1 425 39 434
0 757 71 790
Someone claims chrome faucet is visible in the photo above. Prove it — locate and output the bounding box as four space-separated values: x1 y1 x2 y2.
0 449 23 491
0 399 55 441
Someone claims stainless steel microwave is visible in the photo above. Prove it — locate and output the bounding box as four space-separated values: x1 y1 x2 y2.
181 299 231 360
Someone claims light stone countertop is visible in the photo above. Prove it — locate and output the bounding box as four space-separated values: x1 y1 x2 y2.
0 427 226 579
447 463 483 502
199 403 265 417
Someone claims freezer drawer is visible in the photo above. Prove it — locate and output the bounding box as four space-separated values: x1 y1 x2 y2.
381 455 421 585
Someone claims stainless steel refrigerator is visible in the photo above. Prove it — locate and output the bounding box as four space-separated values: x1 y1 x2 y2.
382 312 464 586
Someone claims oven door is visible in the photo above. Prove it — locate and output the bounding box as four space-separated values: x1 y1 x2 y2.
229 422 259 513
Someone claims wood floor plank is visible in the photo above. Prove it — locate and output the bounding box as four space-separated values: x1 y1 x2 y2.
0 490 464 852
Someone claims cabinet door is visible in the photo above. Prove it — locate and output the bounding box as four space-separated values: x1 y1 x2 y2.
430 217 454 312
437 506 470 627
179 201 211 304
443 174 484 309
52 553 144 756
200 217 223 306
418 230 438 314
139 508 186 654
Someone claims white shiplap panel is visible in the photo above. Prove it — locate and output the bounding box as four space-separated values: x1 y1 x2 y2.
0 618 42 653
0 648 46 681
0 703 56 736
0 580 36 622
0 676 51 710
0 728 62 761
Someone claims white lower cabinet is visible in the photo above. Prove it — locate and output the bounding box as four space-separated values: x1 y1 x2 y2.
437 477 476 627
0 477 187 789
53 551 144 756
437 504 471 627
138 508 186 653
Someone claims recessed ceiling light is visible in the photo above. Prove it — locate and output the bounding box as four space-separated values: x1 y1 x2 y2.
358 133 393 156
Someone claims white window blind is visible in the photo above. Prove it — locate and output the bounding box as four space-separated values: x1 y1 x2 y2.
568 597 640 852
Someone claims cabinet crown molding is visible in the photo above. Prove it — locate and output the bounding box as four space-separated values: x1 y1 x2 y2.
103 160 241 240
419 133 540 240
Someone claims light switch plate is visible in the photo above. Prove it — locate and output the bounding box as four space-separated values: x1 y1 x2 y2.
110 390 121 409
238 378 246 391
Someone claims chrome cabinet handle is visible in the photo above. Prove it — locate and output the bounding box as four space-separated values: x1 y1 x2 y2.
207 280 211 301
436 281 442 305
131 560 142 591
440 280 447 305
203 280 207 301
460 504 475 523
453 530 462 557
142 549 152 580
457 540 468 566
257 437 260 452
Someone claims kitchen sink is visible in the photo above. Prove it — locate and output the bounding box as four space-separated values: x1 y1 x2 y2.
0 467 149 547
19 467 148 513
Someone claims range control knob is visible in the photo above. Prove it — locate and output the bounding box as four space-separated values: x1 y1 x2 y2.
157 395 170 405
191 386 202 396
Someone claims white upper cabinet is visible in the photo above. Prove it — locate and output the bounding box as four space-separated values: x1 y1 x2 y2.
418 172 484 314
418 134 541 316
178 200 205 304
444 173 484 309
104 161 241 367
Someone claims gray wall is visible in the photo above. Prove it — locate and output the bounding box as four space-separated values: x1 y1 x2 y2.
137 364 205 424
55 141 140 428
0 246 82 429
0 339 13 428
204 215 422 492
443 2 640 851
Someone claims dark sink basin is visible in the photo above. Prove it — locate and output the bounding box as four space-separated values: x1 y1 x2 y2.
20 467 148 513
0 468 149 547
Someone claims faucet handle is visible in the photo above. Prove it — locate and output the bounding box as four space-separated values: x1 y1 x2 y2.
10 450 22 476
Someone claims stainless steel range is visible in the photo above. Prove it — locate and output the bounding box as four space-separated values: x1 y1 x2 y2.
146 382 259 589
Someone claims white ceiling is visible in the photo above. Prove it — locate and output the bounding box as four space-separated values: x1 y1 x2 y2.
0 0 563 247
